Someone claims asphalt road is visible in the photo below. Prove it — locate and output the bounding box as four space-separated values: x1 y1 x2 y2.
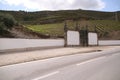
0 48 120 80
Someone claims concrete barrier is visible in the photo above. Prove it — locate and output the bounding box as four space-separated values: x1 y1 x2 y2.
0 38 64 53
99 40 120 46
0 38 120 53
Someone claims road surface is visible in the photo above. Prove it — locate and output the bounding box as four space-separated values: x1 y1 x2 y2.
0 47 120 80
0 46 113 66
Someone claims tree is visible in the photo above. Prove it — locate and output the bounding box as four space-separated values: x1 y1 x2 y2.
0 13 17 36
0 13 16 31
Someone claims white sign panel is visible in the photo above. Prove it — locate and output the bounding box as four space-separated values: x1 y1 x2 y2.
88 32 98 45
67 31 80 45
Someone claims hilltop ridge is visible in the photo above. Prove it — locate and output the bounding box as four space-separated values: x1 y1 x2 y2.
0 9 120 24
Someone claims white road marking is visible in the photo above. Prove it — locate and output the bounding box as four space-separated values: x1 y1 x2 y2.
76 56 106 66
32 71 59 80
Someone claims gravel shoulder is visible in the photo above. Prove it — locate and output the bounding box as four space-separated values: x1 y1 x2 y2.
0 46 119 67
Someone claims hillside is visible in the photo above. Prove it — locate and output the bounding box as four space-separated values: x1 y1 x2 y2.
0 9 120 39
26 20 120 40
0 9 120 24
0 25 50 39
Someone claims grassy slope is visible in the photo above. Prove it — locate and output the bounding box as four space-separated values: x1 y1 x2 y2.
26 20 120 39
26 23 64 37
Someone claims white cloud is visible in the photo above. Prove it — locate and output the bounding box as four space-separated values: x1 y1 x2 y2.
1 0 105 11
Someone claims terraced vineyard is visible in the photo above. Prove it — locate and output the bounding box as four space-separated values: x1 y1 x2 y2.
26 20 120 39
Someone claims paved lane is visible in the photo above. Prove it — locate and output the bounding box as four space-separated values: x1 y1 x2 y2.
40 52 120 80
0 48 120 80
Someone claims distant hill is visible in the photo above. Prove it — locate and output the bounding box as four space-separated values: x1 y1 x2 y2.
0 10 120 24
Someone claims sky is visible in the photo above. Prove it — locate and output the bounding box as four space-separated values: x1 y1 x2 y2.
0 0 120 12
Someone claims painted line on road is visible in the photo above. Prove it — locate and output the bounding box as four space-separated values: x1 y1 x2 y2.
32 71 59 80
76 56 106 66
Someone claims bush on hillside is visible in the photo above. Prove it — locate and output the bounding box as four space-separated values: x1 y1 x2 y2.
0 13 17 36
0 13 17 31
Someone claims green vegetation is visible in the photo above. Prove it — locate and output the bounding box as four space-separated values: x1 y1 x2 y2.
0 13 17 37
0 13 16 29
0 9 120 39
26 20 120 38
0 10 120 24
26 23 64 37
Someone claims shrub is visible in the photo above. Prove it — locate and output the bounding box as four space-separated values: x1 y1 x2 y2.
0 13 17 36
0 13 16 30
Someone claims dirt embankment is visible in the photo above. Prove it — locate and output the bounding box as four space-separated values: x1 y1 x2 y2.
99 30 120 40
8 25 50 39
